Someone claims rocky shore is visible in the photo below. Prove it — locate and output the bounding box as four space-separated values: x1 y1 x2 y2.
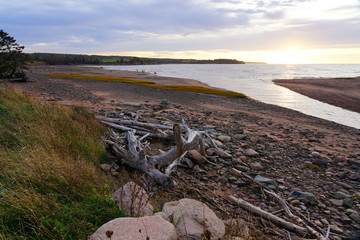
15 65 360 239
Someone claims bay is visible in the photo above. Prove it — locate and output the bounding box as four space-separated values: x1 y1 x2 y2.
103 64 360 129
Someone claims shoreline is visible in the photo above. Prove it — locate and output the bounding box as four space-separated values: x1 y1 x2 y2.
274 77 360 113
10 65 360 238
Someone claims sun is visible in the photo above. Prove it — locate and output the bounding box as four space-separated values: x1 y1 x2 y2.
268 48 309 64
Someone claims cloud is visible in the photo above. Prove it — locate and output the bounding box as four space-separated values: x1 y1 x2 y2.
1 0 360 60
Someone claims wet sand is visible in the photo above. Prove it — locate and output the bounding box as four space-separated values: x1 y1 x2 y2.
274 77 360 113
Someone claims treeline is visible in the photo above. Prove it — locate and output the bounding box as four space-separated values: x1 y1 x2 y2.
27 53 245 65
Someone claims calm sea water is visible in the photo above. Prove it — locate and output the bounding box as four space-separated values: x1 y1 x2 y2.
102 64 360 129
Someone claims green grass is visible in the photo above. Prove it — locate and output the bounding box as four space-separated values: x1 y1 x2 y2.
0 85 123 239
49 73 247 98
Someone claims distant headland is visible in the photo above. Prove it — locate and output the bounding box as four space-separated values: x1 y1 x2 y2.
27 53 266 65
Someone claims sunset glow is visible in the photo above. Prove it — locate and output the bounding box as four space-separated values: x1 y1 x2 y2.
1 0 360 63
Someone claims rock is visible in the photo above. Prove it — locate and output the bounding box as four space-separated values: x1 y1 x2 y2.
333 191 351 200
188 150 206 165
224 218 250 239
289 190 316 204
207 148 232 158
311 151 321 157
313 159 328 168
342 198 353 208
335 181 353 189
100 164 112 172
112 182 154 217
347 209 360 222
234 134 247 140
249 162 264 171
217 135 231 143
254 175 276 187
89 215 177 240
161 198 225 239
348 159 360 168
243 148 259 157
330 199 343 207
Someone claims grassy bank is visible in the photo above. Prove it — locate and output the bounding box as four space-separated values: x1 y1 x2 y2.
0 85 122 239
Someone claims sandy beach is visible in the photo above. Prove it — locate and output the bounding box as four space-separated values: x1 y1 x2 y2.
13 65 360 239
274 77 360 113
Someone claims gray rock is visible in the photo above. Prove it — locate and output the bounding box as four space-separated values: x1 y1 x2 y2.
254 175 277 187
289 190 316 204
112 182 154 217
332 191 351 200
342 198 353 208
243 148 259 157
100 164 112 172
347 209 360 222
234 134 247 140
217 135 231 143
161 198 225 240
89 215 177 240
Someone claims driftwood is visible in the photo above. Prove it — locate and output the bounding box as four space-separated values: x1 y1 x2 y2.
228 195 308 235
101 117 207 187
230 168 328 240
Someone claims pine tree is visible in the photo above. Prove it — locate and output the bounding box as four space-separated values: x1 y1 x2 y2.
0 30 28 80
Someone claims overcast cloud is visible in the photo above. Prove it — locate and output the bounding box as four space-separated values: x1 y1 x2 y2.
1 0 360 62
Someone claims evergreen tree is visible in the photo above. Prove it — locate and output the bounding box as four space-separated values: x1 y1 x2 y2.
0 30 28 80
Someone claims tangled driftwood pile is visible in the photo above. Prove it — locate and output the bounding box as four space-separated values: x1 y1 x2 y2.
97 115 213 187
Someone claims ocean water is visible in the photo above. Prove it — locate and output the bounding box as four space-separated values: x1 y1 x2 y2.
102 64 360 129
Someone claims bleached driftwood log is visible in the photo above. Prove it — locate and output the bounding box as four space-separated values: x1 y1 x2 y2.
228 195 308 235
102 119 207 187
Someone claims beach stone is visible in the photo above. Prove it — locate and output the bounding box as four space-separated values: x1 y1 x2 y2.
289 190 316 204
112 182 154 217
347 210 360 222
254 175 276 186
161 198 225 240
311 151 321 157
333 191 351 199
243 148 259 157
100 164 112 172
234 134 247 140
217 135 231 143
250 162 264 170
89 215 177 240
342 198 353 208
330 199 343 207
224 218 250 239
188 150 206 165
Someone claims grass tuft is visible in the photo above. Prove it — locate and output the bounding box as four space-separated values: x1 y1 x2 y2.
0 85 123 239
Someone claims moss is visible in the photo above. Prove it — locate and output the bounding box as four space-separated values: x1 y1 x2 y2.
49 73 247 98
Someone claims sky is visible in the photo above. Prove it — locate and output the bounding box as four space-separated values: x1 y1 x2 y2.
1 0 360 64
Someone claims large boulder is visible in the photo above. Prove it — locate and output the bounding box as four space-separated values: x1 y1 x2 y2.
159 198 225 239
89 215 177 240
112 182 154 217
